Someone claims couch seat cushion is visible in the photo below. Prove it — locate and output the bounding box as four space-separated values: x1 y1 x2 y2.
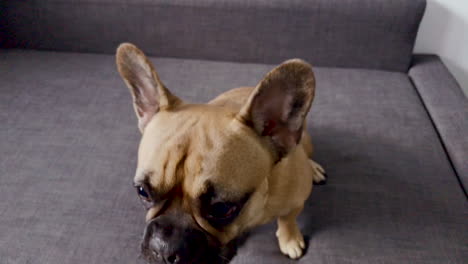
0 50 466 264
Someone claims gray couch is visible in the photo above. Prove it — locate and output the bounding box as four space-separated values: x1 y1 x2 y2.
1 0 467 263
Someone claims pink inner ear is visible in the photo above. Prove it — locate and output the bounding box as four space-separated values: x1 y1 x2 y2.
262 120 277 136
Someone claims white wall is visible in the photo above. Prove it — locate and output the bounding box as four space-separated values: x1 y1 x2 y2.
414 0 468 97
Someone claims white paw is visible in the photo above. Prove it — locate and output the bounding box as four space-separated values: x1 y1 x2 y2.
310 160 327 184
276 229 306 259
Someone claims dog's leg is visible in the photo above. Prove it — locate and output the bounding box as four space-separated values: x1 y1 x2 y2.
275 206 305 259
310 159 327 184
301 130 327 184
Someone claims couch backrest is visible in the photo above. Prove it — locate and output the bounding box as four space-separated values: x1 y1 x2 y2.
0 0 426 72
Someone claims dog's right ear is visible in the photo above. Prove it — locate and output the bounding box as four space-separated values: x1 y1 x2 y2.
116 43 182 133
237 59 315 160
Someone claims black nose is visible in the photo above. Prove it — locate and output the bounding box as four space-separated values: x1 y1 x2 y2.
143 215 209 264
148 239 180 264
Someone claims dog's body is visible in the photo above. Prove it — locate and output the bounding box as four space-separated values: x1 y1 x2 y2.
116 43 326 263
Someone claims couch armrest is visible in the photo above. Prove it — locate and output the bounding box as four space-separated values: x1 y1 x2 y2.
409 55 468 194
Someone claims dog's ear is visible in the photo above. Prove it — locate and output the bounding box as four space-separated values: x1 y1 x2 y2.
237 59 315 159
116 43 182 132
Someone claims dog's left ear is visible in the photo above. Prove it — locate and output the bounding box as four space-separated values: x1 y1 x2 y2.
237 59 315 159
116 43 182 132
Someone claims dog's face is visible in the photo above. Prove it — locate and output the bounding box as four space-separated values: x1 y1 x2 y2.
135 105 272 263
116 43 315 264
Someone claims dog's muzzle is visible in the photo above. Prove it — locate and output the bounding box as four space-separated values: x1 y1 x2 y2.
141 213 218 264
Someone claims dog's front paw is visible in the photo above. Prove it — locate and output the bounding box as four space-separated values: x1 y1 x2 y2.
310 160 327 185
276 227 305 259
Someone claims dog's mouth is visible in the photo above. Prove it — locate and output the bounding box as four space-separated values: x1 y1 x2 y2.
140 241 234 264
138 216 238 264
139 226 245 264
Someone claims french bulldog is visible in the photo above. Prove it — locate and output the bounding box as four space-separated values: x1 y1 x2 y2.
116 43 326 264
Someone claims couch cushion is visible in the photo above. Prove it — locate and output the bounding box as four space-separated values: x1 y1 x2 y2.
1 0 426 72
0 50 466 264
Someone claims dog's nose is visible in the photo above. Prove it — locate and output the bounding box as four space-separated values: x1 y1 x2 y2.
143 215 208 264
148 239 181 264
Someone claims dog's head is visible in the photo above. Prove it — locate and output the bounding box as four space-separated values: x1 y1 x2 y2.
116 43 315 264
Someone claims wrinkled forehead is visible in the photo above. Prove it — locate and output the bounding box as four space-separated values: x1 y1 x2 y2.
134 107 228 193
135 112 207 191
133 107 271 200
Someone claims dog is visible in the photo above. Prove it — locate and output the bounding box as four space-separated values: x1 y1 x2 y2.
116 43 326 264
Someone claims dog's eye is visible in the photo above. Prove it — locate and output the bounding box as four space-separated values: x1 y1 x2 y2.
135 185 154 210
136 185 150 201
208 202 238 220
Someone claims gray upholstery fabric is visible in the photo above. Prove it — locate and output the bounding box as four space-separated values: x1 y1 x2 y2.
1 0 426 72
409 55 468 194
1 50 466 263
0 2 6 47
